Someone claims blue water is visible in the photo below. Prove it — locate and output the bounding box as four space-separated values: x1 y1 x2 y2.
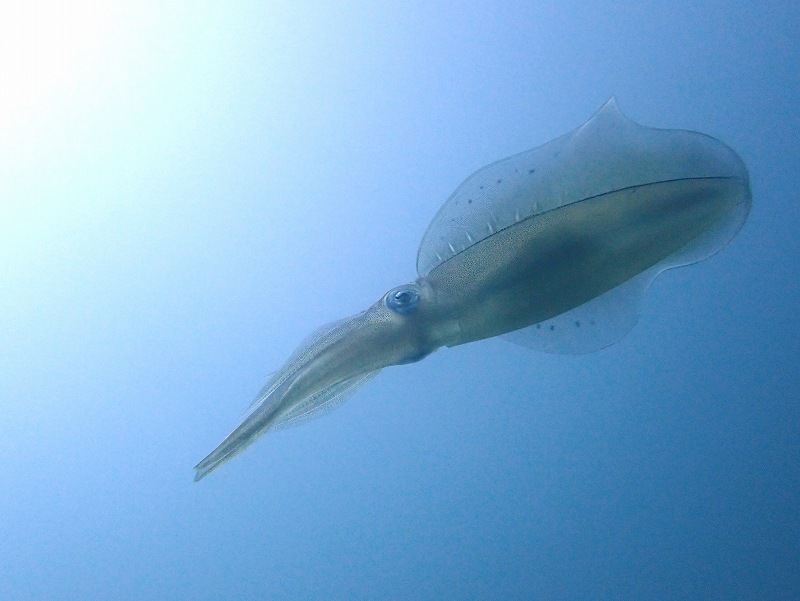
1 2 797 599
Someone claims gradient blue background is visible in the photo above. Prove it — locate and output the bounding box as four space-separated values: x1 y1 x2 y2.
1 2 797 599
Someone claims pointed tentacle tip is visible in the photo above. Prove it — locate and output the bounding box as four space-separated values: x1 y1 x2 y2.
193 463 212 482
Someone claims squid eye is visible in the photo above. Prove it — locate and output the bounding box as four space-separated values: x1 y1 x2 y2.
386 287 420 314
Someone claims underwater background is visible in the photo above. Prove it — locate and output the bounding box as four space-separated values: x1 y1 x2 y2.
1 2 797 599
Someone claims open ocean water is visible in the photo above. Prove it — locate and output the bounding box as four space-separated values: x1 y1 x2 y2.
1 2 797 600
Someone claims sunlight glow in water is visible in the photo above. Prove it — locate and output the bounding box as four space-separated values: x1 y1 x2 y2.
0 2 116 130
